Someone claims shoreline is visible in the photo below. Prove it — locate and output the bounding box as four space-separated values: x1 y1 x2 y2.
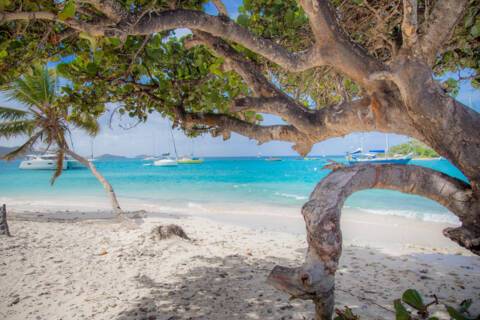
5 200 465 255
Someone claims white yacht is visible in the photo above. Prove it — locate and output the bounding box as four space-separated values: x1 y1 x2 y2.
19 154 87 170
19 154 68 170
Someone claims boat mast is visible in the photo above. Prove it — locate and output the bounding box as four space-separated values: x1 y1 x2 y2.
385 134 389 158
90 139 94 159
169 125 178 159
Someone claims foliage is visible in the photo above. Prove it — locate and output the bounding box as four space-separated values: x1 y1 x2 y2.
335 289 479 320
389 140 439 158
0 0 477 125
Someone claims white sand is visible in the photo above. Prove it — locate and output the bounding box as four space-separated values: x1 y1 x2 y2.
1 209 479 320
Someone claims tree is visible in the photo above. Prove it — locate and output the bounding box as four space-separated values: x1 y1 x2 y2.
1 1 479 319
0 65 123 216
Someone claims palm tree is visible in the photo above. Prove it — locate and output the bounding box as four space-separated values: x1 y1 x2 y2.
0 65 123 216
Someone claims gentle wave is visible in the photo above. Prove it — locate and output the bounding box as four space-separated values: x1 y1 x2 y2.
354 207 460 224
274 192 308 200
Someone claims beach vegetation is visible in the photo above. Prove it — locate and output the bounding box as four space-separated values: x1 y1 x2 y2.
335 288 479 320
389 140 439 159
1 0 479 319
0 65 123 216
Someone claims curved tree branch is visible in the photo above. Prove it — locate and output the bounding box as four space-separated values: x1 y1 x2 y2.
174 107 315 156
268 164 479 319
132 9 319 72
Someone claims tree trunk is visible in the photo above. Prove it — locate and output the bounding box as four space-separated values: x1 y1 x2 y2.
387 56 480 190
268 164 480 319
0 204 11 237
64 149 124 217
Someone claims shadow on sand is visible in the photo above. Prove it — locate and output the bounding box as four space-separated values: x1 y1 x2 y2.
115 246 480 320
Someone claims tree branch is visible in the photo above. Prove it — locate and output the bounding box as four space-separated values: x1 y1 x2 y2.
177 108 314 156
132 9 318 72
78 0 127 23
297 0 385 90
0 11 111 36
211 0 228 16
419 0 469 64
401 0 418 49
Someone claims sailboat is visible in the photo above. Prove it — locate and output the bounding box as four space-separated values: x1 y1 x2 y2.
154 153 178 166
346 134 412 165
178 155 203 164
153 125 178 167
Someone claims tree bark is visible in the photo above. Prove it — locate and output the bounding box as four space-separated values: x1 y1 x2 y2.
268 164 479 319
64 149 123 217
0 204 11 237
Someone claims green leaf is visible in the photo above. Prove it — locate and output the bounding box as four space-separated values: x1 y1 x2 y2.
402 289 426 311
58 0 76 21
459 299 472 313
446 305 469 320
0 0 11 10
237 14 250 26
470 22 480 38
86 62 98 76
394 299 412 320
0 50 7 59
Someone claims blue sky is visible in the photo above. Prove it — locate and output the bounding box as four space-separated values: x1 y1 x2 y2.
0 1 479 157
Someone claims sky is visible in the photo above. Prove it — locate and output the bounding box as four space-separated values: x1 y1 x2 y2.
0 1 479 157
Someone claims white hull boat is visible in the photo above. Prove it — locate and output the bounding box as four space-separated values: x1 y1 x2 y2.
153 158 178 167
19 154 68 170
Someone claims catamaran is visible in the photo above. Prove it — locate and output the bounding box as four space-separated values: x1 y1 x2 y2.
19 154 86 170
153 153 178 167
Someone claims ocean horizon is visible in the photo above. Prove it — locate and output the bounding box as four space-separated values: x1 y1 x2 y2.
0 156 467 224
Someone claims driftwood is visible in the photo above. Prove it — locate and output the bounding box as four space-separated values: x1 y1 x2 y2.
0 204 11 237
150 224 190 241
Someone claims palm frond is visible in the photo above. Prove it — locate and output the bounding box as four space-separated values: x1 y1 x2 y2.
0 106 29 121
2 131 42 160
50 149 65 185
3 65 57 108
0 120 36 138
69 113 100 136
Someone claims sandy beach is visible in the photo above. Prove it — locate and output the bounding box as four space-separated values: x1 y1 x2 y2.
1 207 479 320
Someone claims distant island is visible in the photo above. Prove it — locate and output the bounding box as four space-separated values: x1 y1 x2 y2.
389 140 439 159
0 146 18 158
95 154 129 160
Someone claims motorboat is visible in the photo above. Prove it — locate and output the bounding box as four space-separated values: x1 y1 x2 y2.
177 156 203 164
19 154 68 170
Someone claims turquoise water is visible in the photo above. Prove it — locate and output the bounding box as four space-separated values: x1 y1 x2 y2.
0 157 467 223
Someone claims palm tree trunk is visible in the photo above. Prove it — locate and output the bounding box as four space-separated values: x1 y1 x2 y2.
64 149 123 217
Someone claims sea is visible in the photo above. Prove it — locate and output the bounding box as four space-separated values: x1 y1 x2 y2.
0 156 467 224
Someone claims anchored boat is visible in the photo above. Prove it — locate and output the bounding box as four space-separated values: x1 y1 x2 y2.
19 154 86 170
